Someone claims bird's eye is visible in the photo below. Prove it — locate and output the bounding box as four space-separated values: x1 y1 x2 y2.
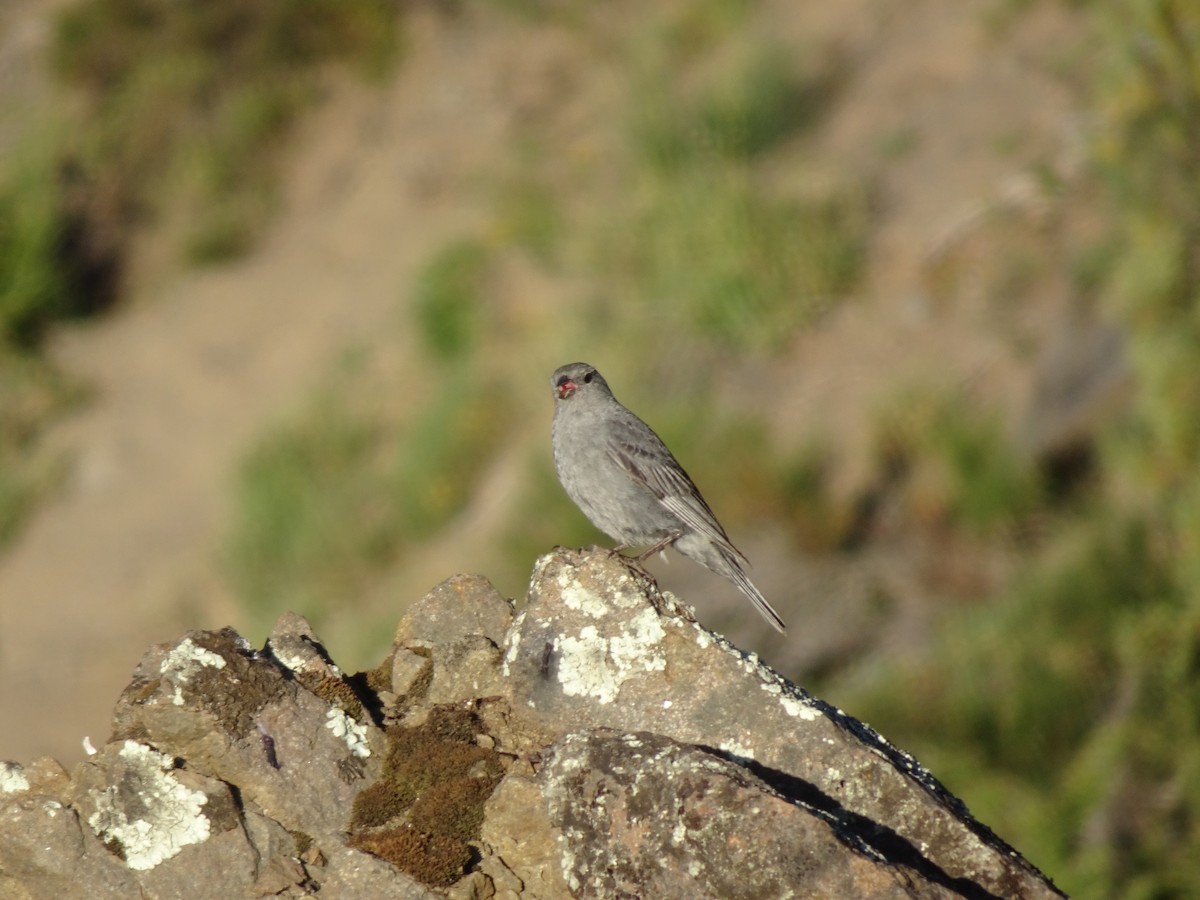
583 371 594 384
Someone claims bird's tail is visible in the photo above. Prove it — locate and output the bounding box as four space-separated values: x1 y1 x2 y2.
723 557 788 634
689 541 785 633
674 534 788 633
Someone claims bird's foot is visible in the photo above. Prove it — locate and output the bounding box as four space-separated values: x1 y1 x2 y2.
632 533 679 563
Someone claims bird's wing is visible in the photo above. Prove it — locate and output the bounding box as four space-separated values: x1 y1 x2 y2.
606 422 748 564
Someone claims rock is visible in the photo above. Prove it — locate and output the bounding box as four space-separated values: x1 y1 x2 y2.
110 624 384 842
480 774 569 899
0 786 139 899
541 729 958 898
503 549 1056 898
0 550 1062 898
393 574 515 649
391 575 516 711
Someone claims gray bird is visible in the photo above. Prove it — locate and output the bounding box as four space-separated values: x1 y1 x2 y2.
550 361 786 633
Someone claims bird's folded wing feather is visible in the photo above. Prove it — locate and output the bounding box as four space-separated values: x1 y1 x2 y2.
607 432 748 563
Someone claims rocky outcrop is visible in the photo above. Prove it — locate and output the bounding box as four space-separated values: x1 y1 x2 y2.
0 548 1062 898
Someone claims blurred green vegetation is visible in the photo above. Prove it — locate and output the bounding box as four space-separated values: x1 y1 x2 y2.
0 351 82 545
632 46 829 168
0 141 91 545
225 354 512 634
0 150 80 347
598 29 866 352
1 0 400 342
840 2 1200 897
414 239 490 364
491 161 564 266
872 388 1045 533
53 0 400 264
4 0 1199 895
221 1 870 645
597 167 866 351
0 0 401 551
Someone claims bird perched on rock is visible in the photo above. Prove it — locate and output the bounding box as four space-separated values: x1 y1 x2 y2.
550 361 786 634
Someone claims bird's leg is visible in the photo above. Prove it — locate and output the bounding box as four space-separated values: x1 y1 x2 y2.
632 532 680 563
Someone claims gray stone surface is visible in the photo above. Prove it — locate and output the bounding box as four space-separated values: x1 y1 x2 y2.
0 551 1062 898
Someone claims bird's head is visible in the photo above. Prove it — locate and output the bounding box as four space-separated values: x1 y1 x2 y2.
551 362 609 402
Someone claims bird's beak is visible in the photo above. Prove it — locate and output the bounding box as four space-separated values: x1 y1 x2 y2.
556 379 577 399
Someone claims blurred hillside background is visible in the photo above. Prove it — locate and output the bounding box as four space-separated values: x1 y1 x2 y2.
1 0 1197 895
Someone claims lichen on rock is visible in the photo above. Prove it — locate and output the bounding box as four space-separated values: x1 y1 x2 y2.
83 741 211 871
0 550 1063 898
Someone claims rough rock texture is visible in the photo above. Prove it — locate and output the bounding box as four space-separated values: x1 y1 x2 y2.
0 549 1063 898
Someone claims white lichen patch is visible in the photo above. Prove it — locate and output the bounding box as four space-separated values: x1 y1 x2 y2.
500 610 526 676
609 609 667 672
557 574 612 618
556 565 644 615
0 761 29 794
159 638 226 706
556 609 666 705
230 633 254 653
325 708 370 758
87 741 209 870
781 695 820 721
271 649 342 678
719 739 756 761
557 628 616 701
734 648 824 723
671 820 687 845
270 650 308 673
